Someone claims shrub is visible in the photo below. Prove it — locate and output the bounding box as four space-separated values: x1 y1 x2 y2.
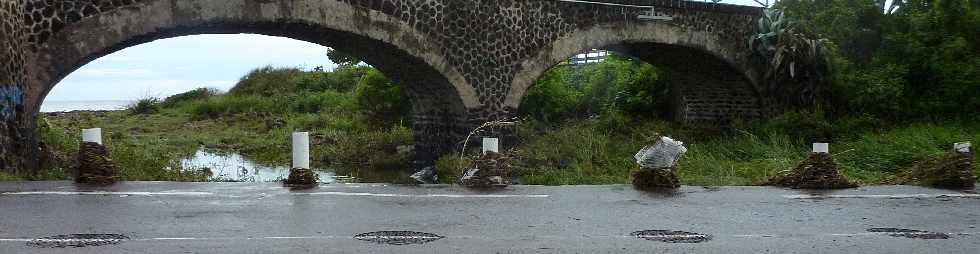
354 69 409 124
296 69 330 93
326 65 373 92
229 66 304 96
519 67 581 122
290 90 356 114
128 97 161 115
161 88 220 108
189 96 286 119
755 110 833 143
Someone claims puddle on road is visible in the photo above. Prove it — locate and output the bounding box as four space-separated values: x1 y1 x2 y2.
630 230 712 243
179 149 356 183
354 231 444 245
867 228 950 239
27 234 129 248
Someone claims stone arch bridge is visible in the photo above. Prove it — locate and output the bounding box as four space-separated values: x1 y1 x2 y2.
1 0 767 173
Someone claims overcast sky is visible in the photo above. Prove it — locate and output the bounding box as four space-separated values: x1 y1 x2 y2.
44 0 765 103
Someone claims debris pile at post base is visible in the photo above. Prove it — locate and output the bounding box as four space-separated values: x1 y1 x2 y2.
904 149 975 189
632 137 686 190
459 152 511 187
76 142 117 184
767 153 857 189
285 168 318 186
632 170 680 190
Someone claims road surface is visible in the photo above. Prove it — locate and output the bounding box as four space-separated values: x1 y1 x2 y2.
0 181 978 253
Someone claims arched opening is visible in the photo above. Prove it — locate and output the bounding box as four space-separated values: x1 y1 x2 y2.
507 42 766 185
503 16 767 118
36 33 439 183
27 0 475 181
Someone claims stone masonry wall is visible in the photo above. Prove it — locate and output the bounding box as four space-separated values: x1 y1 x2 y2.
3 0 765 172
1 0 28 172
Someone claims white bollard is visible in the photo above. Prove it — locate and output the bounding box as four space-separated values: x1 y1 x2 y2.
954 142 971 153
292 132 310 169
812 143 829 154
82 128 102 145
482 138 499 154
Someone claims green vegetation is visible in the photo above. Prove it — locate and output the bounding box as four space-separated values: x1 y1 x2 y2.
776 0 980 119
36 63 412 182
25 2 980 186
128 97 162 115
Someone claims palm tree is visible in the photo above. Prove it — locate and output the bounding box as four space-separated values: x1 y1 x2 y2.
749 9 833 109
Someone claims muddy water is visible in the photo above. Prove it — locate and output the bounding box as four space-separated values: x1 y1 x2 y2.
179 149 357 183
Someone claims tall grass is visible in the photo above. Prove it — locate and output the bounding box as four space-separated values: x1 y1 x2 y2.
127 97 162 115
506 114 979 186
187 95 287 119
161 87 220 108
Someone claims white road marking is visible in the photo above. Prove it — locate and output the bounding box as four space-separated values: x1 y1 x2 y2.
0 191 214 196
0 191 546 198
784 193 980 199
3 232 977 244
298 192 550 198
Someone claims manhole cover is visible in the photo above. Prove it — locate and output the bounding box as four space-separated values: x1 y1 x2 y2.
354 231 444 245
868 228 949 239
630 230 711 243
27 234 129 248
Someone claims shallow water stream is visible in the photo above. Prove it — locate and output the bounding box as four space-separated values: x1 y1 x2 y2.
178 149 356 183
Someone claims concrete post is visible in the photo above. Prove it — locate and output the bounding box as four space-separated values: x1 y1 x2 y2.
482 138 499 154
82 128 102 145
285 132 317 186
292 132 310 169
954 142 971 153
812 143 829 154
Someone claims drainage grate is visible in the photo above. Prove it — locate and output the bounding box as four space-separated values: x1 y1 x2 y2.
27 234 129 248
630 230 712 243
868 228 950 239
354 231 444 245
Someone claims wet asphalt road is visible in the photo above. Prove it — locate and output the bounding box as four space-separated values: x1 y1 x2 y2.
0 181 978 253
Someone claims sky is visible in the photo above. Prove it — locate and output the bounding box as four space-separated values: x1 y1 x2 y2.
46 34 336 102
44 0 766 103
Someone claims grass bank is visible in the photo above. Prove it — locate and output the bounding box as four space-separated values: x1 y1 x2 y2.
25 63 980 186
33 66 415 182
438 113 980 186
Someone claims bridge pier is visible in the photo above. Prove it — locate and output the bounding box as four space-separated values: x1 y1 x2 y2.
1 0 771 175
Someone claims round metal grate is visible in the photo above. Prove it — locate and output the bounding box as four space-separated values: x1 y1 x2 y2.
630 230 712 243
868 228 949 239
354 231 444 245
27 234 129 248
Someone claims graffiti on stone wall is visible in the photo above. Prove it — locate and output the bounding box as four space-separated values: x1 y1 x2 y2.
0 85 24 120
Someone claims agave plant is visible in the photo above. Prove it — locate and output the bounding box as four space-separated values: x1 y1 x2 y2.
749 9 832 109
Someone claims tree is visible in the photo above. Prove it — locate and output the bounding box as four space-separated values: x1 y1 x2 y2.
749 8 833 109
354 69 409 124
327 49 363 66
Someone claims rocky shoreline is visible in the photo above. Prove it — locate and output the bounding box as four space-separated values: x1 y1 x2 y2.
44 110 120 117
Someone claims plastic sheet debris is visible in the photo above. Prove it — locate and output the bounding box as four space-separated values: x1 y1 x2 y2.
634 137 687 171
410 166 439 184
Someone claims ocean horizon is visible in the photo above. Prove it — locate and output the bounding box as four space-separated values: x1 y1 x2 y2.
40 100 133 112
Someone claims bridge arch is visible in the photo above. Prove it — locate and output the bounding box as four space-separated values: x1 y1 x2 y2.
26 0 480 163
507 20 765 123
